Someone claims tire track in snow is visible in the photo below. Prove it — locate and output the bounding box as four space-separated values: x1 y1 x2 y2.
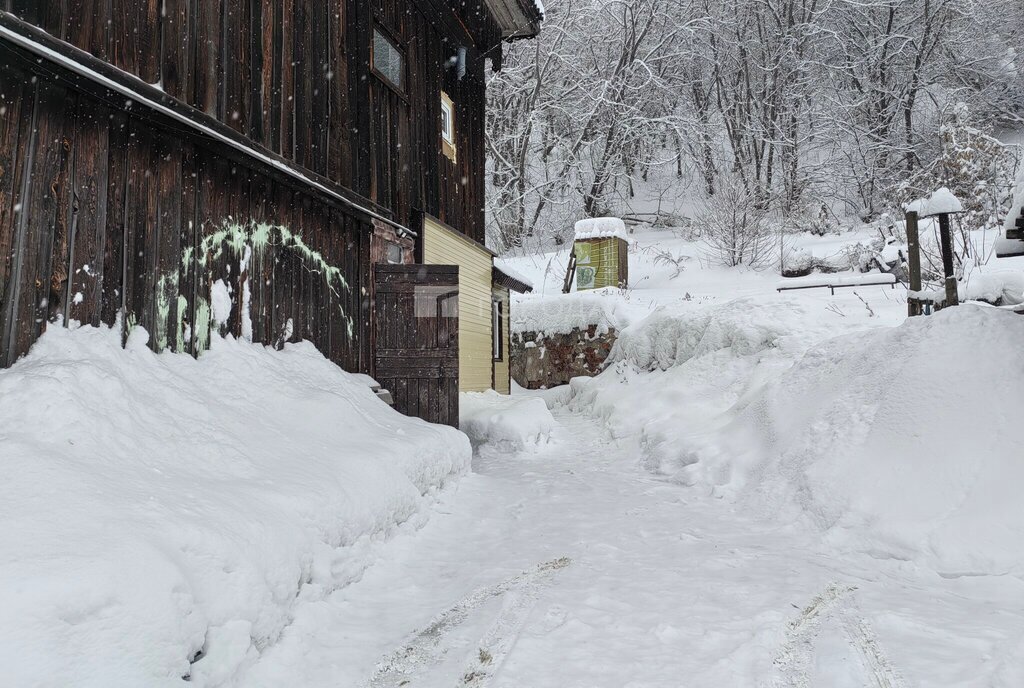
457 579 538 687
772 582 857 688
771 582 904 688
839 600 904 688
366 557 570 688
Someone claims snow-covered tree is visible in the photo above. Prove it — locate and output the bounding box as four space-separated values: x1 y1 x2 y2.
485 0 1024 255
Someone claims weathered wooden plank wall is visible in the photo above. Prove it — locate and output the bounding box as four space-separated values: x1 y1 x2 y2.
2 0 498 243
0 61 372 370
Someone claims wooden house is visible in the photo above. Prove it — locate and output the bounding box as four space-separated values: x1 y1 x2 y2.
0 0 542 426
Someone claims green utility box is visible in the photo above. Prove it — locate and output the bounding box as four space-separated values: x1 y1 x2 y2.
573 217 629 290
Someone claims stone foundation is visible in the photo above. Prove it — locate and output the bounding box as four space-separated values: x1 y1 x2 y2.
511 325 617 389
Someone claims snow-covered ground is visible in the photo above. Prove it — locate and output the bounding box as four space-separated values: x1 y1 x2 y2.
4 223 1024 686
237 334 1024 685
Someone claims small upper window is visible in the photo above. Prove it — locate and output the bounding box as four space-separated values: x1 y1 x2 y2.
385 242 403 265
372 28 404 91
441 92 456 162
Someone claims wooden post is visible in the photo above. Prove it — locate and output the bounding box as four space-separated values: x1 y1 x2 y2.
562 250 576 294
937 212 959 308
906 211 922 316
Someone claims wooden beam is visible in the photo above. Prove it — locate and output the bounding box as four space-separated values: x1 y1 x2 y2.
906 211 922 317
937 213 959 308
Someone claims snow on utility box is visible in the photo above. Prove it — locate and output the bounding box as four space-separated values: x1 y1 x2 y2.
573 218 629 290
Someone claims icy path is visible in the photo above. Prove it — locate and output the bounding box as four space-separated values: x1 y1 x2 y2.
241 410 1024 687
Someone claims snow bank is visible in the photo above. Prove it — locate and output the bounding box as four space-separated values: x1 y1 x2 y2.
572 296 1024 574
0 326 470 686
725 307 1024 573
608 297 824 371
460 391 555 451
574 216 628 241
511 291 633 336
567 297 857 478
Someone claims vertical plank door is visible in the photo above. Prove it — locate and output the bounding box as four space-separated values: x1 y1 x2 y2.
373 264 459 426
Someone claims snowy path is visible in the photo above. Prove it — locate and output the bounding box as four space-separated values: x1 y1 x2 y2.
241 409 1024 687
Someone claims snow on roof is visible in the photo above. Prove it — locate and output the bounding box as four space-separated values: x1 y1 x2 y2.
494 258 534 291
533 0 546 18
905 187 964 217
574 217 628 242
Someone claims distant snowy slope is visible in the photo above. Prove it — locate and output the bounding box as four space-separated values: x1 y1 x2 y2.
0 326 470 687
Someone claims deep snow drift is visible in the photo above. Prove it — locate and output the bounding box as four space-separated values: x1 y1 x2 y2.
0 326 469 686
731 306 1024 574
570 302 1024 575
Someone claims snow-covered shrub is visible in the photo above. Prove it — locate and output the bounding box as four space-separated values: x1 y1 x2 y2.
695 176 775 268
780 248 815 277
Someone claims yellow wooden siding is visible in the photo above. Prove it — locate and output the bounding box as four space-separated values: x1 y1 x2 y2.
423 218 494 393
493 287 511 394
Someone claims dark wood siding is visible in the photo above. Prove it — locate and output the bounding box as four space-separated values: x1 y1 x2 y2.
3 0 498 243
0 60 371 371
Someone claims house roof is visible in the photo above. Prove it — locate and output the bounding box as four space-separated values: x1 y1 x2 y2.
493 259 534 293
483 0 544 40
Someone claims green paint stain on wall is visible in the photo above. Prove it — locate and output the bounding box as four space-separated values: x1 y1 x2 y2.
177 295 190 352
138 219 355 358
154 273 179 353
194 298 211 354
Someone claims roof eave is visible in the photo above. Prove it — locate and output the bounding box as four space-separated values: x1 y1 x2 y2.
483 0 543 41
492 268 533 294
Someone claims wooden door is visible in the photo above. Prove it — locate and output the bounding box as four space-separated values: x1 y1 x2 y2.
373 264 459 426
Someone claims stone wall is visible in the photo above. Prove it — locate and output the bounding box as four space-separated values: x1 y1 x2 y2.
511 326 617 389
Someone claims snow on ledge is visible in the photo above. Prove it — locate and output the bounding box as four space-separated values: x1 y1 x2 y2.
574 217 628 242
905 187 964 217
511 292 632 336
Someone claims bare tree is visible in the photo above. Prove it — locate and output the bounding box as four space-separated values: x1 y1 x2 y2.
485 0 1024 255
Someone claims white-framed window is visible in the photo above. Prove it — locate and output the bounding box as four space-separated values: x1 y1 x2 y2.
491 298 503 361
441 91 456 162
372 28 404 92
